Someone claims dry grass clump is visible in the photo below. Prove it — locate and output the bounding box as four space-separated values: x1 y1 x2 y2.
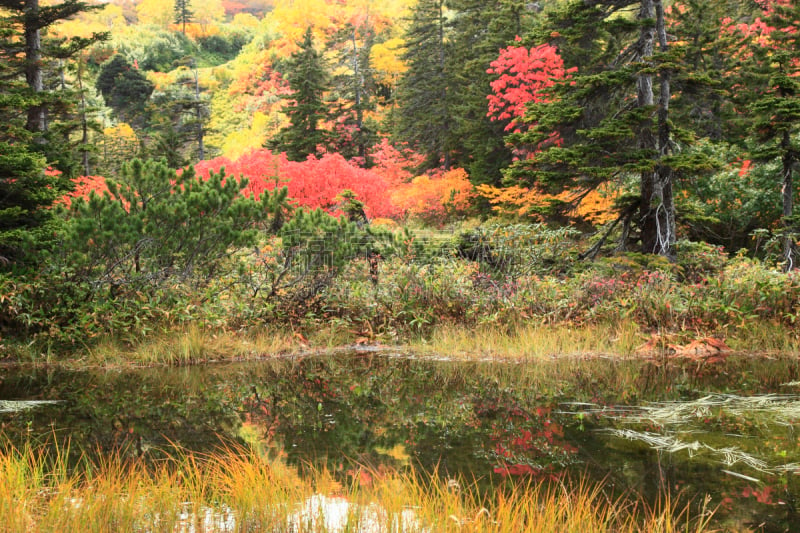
0 439 716 532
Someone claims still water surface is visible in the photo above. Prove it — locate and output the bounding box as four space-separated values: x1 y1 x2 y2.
1 351 799 531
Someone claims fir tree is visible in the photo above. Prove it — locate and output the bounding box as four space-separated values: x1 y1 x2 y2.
746 1 800 269
395 0 454 170
328 21 380 164
506 0 709 257
447 0 535 188
174 0 193 35
96 54 154 127
268 27 331 161
0 0 105 268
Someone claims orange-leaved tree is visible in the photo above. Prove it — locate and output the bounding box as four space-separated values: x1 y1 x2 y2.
391 168 474 226
476 183 618 226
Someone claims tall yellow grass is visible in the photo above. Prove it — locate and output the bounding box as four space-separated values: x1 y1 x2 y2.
0 440 716 532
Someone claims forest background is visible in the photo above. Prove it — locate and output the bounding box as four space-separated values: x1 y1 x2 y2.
2 0 800 360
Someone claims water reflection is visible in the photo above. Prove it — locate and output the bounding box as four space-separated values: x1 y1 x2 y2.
1 352 799 530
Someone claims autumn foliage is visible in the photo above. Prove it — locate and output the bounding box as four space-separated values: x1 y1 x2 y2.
486 40 576 133
61 142 474 225
194 150 398 218
58 175 110 208
476 183 617 225
391 168 475 225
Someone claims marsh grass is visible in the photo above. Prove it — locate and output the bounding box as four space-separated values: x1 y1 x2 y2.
412 320 643 359
0 439 716 532
726 321 800 354
83 325 297 366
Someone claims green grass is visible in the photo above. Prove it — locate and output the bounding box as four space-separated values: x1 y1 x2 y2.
0 439 716 533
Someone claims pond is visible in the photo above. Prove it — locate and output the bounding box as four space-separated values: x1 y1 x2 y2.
1 350 799 531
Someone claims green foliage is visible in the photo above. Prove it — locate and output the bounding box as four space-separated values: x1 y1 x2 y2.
394 0 454 170
247 207 398 320
0 0 106 267
58 158 281 293
268 27 331 161
196 27 252 63
0 158 289 343
455 222 581 278
678 141 782 254
446 0 527 188
95 54 155 124
0 145 59 269
94 27 196 72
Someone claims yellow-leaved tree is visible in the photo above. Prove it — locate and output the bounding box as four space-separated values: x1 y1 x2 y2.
476 184 618 226
100 123 139 175
50 3 126 39
135 0 173 28
192 0 225 33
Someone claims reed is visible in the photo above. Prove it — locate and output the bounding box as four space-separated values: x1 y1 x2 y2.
411 320 643 360
83 325 297 366
0 439 716 532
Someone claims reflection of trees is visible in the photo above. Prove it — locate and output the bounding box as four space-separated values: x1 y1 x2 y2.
0 366 243 463
235 356 581 482
3 353 800 530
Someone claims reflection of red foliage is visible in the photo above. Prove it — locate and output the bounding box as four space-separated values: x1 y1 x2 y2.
486 401 578 478
742 485 774 504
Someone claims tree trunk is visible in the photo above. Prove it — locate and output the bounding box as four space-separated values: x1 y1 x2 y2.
654 0 675 258
194 65 204 161
351 28 366 161
637 0 657 253
781 129 796 270
24 0 46 136
438 0 450 170
77 55 91 175
639 0 675 257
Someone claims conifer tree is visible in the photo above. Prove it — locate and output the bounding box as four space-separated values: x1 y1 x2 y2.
395 0 454 170
506 0 707 257
746 1 800 269
0 0 104 267
328 21 379 164
268 27 331 161
174 0 193 35
95 54 154 127
446 0 534 187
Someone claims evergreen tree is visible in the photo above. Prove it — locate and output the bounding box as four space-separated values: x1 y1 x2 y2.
395 0 454 170
446 0 535 188
268 27 331 161
174 0 193 35
147 59 212 166
59 158 289 293
506 0 707 257
0 0 104 268
96 54 155 126
328 21 380 164
0 0 103 136
746 1 800 269
666 0 761 144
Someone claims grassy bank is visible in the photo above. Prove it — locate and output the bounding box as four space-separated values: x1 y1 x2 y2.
0 440 714 533
5 222 800 366
5 315 800 368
